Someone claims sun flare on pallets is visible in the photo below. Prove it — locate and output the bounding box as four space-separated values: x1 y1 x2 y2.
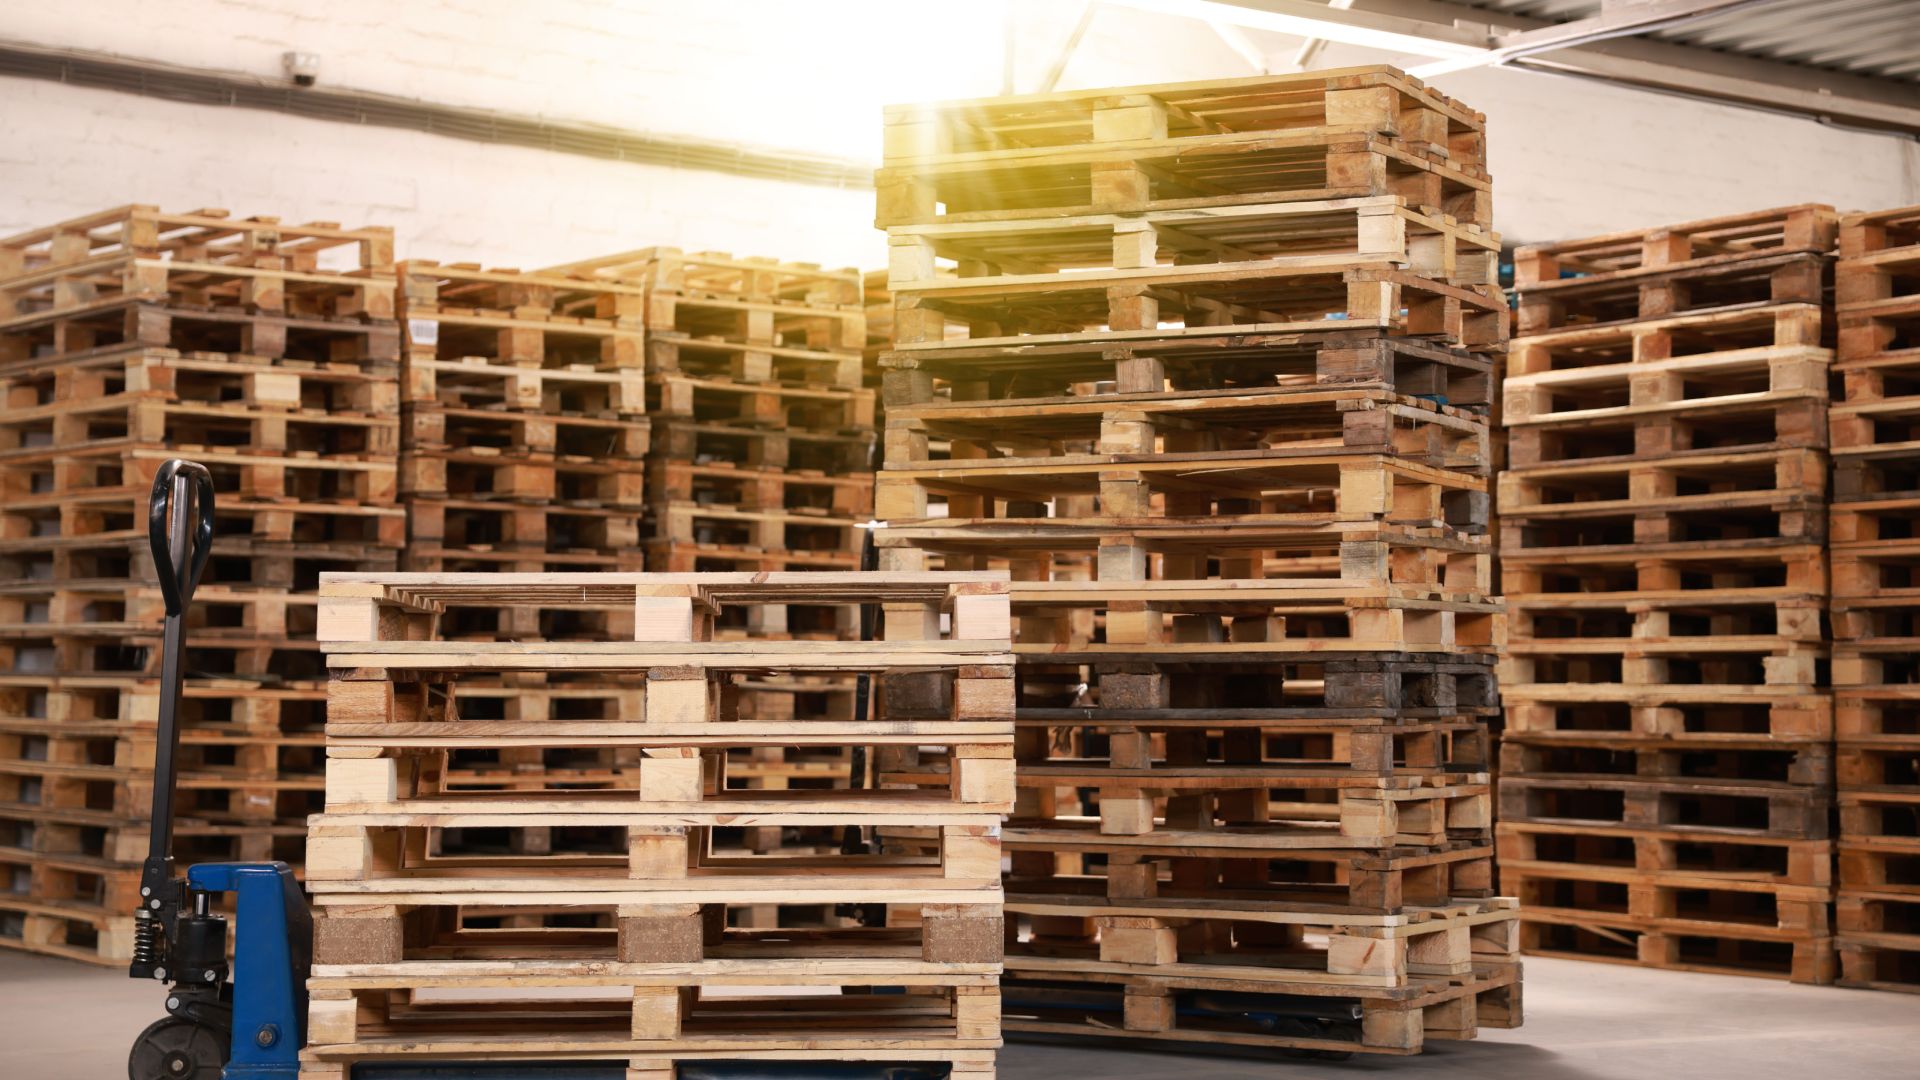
873 66 1520 1056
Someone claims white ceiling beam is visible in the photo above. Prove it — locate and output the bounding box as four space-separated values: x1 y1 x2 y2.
1038 2 1100 93
1101 0 1491 59
1209 19 1272 73
1407 0 1778 78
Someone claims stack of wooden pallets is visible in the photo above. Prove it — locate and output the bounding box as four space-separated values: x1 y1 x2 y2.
395 260 652 588
550 248 877 842
303 570 1012 1079
873 67 1521 1057
1832 202 1920 993
0 205 401 963
394 261 656 829
547 247 872 580
1498 204 1839 983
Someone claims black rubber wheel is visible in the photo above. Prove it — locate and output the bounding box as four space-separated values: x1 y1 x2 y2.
128 1016 226 1080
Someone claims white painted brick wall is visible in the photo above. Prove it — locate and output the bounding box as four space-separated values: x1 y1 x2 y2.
4 0 1008 159
0 77 885 269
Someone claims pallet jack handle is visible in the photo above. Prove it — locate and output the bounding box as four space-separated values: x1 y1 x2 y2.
131 458 216 978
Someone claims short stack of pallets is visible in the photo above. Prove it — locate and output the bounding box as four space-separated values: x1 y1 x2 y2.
1499 204 1839 983
303 570 1013 1079
1832 202 1920 993
0 205 401 963
874 67 1521 1057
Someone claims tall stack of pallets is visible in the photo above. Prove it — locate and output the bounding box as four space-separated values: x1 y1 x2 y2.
303 570 1013 1079
1831 202 1920 993
394 261 653 824
873 68 1522 1058
1498 205 1839 983
0 206 401 963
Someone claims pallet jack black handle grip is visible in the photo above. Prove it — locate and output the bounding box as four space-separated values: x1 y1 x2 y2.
148 459 215 616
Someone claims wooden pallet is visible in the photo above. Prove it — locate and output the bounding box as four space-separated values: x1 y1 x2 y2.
1499 444 1826 518
889 386 1490 475
1514 915 1833 984
1003 579 1496 656
405 401 649 458
879 67 1489 229
1838 202 1920 369
650 461 872 518
1000 960 1518 1058
547 247 863 305
304 1046 994 1080
1014 712 1490 774
1001 825 1492 910
1837 889 1920 992
1514 205 1836 286
0 298 400 368
887 196 1499 295
879 451 1488 535
649 501 862 556
647 332 865 391
894 264 1507 351
651 418 872 476
5 423 400 501
1015 653 1497 715
1005 752 1487 843
403 354 646 413
884 517 1487 587
397 260 647 373
405 497 647 558
305 962 1000 1052
1499 736 1830 793
400 450 645 506
0 204 390 275
884 325 1494 408
1497 487 1822 555
1502 691 1830 742
1006 897 1514 991
1497 774 1829 839
1518 254 1829 338
1497 821 1830 886
1 204 395 317
651 371 875 429
1 247 393 327
0 343 398 421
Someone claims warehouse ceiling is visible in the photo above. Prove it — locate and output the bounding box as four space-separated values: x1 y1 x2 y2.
1161 0 1920 134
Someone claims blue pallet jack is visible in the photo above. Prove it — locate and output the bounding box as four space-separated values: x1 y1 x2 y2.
125 459 950 1080
127 458 311 1080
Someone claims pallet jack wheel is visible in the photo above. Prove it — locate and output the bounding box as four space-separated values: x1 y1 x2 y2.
128 1016 227 1080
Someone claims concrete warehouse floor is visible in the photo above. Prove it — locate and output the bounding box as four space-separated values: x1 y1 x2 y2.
7 949 1912 1076
8 951 1915 1080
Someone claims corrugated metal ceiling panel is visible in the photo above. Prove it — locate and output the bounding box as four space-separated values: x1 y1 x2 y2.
1459 0 1920 82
